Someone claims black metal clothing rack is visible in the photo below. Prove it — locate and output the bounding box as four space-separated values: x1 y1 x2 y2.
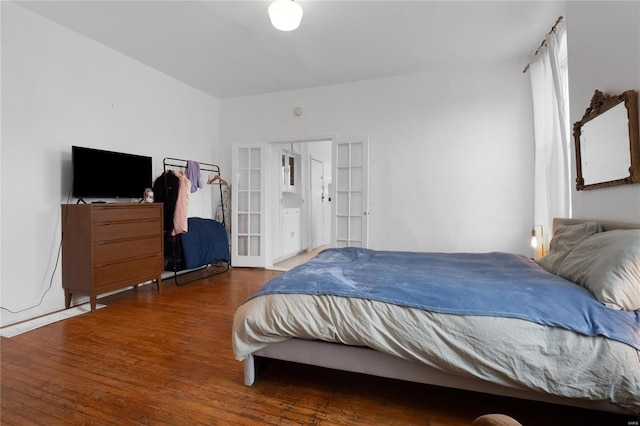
159 157 230 285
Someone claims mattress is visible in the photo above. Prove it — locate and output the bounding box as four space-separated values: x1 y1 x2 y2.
233 292 640 412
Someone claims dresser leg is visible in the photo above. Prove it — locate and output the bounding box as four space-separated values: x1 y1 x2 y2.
155 276 162 292
90 296 97 313
64 289 72 309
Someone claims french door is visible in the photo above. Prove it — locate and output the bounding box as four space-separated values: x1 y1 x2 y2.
332 139 370 248
232 139 370 267
231 144 266 267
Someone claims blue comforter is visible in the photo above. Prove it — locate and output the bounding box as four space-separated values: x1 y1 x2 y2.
249 248 640 350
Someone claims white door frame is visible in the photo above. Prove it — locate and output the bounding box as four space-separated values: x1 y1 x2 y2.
265 137 332 267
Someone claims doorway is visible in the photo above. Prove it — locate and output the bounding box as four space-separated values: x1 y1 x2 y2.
270 139 332 266
231 138 368 269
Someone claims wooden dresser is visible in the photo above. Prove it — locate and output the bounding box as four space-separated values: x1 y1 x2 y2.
61 203 163 312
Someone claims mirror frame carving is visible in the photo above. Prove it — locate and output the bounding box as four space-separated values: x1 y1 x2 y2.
573 89 639 190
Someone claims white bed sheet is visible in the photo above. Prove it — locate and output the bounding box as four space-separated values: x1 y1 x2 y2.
233 293 640 412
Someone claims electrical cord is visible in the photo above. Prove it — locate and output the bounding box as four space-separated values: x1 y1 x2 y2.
0 188 72 314
0 241 62 314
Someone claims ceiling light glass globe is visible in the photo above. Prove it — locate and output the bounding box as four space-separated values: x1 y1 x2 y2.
268 0 303 31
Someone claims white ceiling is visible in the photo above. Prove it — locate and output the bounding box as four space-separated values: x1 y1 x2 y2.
15 0 565 99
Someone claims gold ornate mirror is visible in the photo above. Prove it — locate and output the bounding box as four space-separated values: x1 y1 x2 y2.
573 89 639 190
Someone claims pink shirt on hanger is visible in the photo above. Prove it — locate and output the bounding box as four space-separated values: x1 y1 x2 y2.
171 172 191 236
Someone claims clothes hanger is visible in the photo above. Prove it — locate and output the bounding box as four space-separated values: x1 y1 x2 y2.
207 175 228 186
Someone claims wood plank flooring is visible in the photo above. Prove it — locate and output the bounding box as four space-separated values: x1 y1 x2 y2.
273 246 329 270
1 267 635 425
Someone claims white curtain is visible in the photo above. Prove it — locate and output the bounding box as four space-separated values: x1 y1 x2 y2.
529 26 571 252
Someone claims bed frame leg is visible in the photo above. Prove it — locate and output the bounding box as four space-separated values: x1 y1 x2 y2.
244 354 256 386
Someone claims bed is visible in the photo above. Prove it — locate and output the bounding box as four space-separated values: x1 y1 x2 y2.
232 218 640 415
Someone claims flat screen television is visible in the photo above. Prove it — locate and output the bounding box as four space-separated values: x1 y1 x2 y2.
72 146 153 200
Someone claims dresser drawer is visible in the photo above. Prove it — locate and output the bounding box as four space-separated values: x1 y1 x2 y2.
93 221 161 242
94 236 162 265
93 254 163 290
92 205 161 224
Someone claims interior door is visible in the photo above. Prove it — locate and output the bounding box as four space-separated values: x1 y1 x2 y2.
232 144 267 267
310 157 325 250
332 139 369 248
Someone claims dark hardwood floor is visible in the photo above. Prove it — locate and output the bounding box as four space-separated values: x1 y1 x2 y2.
1 267 635 425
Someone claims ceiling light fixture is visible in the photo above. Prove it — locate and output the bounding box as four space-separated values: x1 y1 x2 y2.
268 0 303 31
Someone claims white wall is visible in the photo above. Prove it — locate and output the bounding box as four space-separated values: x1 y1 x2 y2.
221 63 535 255
0 3 220 326
567 1 640 222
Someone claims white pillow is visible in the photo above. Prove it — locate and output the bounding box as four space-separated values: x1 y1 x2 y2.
535 221 601 274
556 229 640 311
